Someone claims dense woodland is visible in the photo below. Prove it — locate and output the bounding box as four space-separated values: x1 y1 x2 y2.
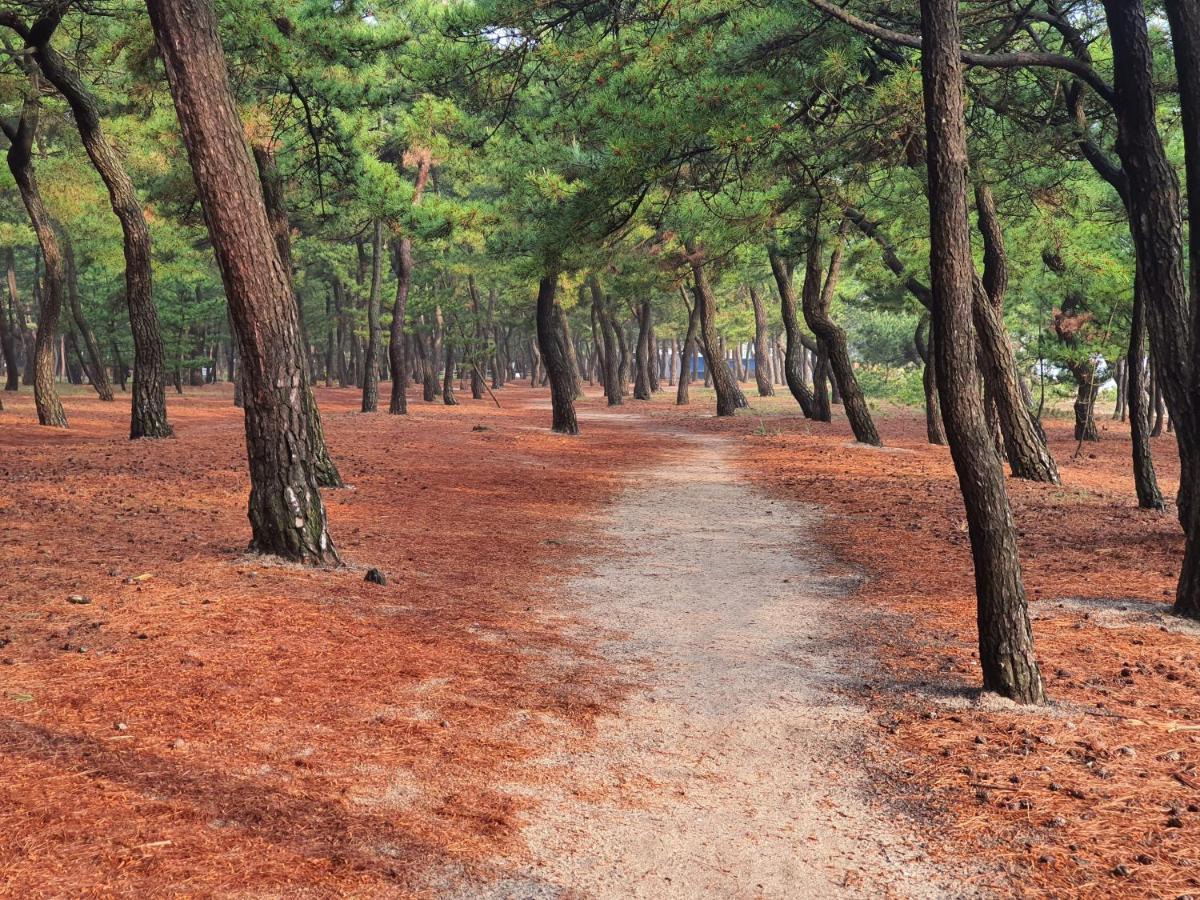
0 0 1198 719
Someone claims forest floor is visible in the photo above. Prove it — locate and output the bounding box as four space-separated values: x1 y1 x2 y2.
0 380 1195 898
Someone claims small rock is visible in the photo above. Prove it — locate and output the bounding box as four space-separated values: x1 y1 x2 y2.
1118 746 1137 758
471 424 490 432
115 722 128 731
67 595 92 605
974 735 988 745
1167 816 1185 828
1137 854 1153 864
364 568 387 586
1112 864 1132 877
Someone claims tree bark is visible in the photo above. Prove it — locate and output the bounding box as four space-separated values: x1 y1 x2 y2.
676 288 700 406
915 313 946 445
686 240 747 416
921 0 1044 703
3 82 66 427
63 235 113 401
361 220 384 412
633 299 652 400
1 250 19 392
146 0 337 564
26 14 170 437
590 275 622 406
749 284 774 397
1128 268 1164 510
535 268 578 434
801 218 880 445
767 244 817 417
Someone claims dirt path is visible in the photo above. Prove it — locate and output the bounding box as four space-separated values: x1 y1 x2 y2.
470 416 952 899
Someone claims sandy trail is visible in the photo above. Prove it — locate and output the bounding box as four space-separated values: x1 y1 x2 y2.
471 416 951 899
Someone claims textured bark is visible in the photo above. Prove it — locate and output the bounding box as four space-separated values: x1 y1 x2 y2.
801 220 879 445
973 184 1059 481
1128 269 1164 510
590 276 622 406
767 245 816 417
3 250 23 391
441 337 457 406
633 299 652 400
676 290 700 406
63 236 113 401
28 16 170 438
146 0 337 564
361 220 384 412
389 154 430 414
749 284 774 397
686 240 747 417
468 275 485 400
3 84 66 427
535 268 578 434
921 0 1044 703
915 313 946 445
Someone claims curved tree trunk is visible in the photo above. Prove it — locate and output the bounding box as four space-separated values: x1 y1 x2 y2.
767 244 816 417
915 313 946 445
63 236 113 401
676 289 700 406
801 220 879 444
3 84 66 428
749 284 774 397
921 0 1044 703
973 185 1060 482
686 239 747 417
590 276 622 406
29 19 170 438
147 0 337 564
535 268 578 434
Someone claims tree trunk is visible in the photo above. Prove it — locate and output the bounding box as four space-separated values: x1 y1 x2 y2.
1 250 20 392
921 0 1044 703
361 220 384 412
801 218 880 445
536 268 578 434
676 290 700 406
3 83 66 427
970 186 1061 482
686 240 747 417
590 275 622 406
442 337 457 406
747 284 774 397
146 0 337 564
633 299 652 400
767 244 816 416
63 236 113 401
1128 271 1164 510
27 18 170 438
915 313 946 445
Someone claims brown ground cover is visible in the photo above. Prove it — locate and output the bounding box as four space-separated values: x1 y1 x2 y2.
644 393 1196 899
0 383 662 897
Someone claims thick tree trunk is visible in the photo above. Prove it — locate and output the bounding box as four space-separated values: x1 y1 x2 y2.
4 86 66 427
801 219 880 445
921 0 1044 703
442 337 457 406
811 344 832 422
27 20 170 437
535 268 578 434
1069 363 1101 441
146 0 337 564
767 245 817 417
686 240 747 417
63 236 113 401
749 284 774 397
389 239 412 414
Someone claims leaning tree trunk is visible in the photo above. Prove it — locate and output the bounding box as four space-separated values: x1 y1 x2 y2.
767 244 817 417
811 345 832 422
676 290 700 406
914 313 946 445
921 0 1044 703
973 185 1060 482
146 0 337 564
535 267 578 435
590 275 622 406
3 86 66 428
253 143 341 486
749 284 774 397
30 23 170 438
801 218 880 445
686 239 747 417
63 236 113 401
361 220 384 413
